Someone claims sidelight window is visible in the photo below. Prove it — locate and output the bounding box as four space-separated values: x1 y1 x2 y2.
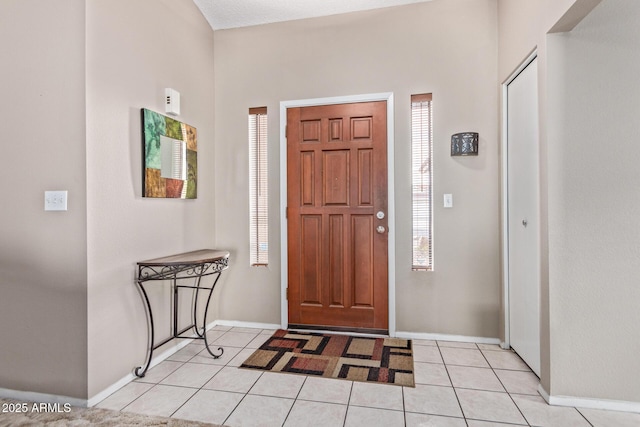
411 94 433 271
249 107 268 266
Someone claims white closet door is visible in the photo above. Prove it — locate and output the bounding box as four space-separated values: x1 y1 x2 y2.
507 57 541 376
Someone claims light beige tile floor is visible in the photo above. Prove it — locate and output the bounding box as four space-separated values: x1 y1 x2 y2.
96 326 640 426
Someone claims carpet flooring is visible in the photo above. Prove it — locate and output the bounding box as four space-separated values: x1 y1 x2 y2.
0 398 221 427
240 329 415 387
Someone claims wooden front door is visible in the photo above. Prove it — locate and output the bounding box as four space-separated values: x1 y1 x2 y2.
287 101 388 333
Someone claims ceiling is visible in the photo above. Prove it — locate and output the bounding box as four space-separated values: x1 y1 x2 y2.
193 0 433 30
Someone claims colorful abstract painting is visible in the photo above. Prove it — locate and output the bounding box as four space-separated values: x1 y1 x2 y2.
142 109 197 198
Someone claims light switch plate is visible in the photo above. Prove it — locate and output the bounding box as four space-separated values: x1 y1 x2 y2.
45 191 68 211
444 193 453 208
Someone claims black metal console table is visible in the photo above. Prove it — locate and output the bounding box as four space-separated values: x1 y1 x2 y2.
134 249 230 378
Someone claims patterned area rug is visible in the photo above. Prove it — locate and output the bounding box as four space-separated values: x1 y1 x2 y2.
240 330 414 387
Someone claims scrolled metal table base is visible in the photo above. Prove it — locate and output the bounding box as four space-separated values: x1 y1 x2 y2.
133 250 229 378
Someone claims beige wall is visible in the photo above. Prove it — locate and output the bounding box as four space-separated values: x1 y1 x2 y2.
546 0 640 403
86 0 215 397
0 0 88 399
0 0 215 401
213 0 501 338
499 0 640 406
498 0 592 81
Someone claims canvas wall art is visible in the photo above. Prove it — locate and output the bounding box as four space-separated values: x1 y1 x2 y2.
142 108 197 199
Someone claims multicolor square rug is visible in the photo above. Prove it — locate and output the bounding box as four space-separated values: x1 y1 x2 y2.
240 329 414 387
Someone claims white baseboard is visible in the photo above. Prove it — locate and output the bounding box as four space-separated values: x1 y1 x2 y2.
212 319 281 330
1 328 204 408
396 330 501 345
4 320 279 408
87 336 196 407
0 387 87 408
213 322 501 346
87 373 135 408
88 319 276 406
88 327 216 407
539 384 640 414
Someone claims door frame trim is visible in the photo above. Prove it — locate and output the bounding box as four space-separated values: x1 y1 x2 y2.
279 92 396 336
501 51 538 350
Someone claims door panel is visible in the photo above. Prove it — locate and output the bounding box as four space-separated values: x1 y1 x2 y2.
352 215 374 307
287 101 388 332
323 150 349 205
358 149 373 205
328 214 344 307
300 152 315 205
507 57 541 376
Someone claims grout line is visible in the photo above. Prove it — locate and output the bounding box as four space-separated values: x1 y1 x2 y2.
463 416 529 426
221 332 263 426
401 385 408 426
171 331 262 424
478 344 532 426
132 360 186 386
222 390 249 426
575 407 596 427
117 382 158 414
438 341 467 422
343 379 354 427
280 375 308 426
168 386 200 419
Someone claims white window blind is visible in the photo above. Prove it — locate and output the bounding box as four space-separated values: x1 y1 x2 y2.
411 94 433 271
249 107 269 266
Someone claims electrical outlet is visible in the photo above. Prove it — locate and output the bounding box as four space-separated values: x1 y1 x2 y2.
44 191 68 211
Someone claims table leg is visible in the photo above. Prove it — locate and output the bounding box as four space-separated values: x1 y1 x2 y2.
202 272 223 359
173 278 178 339
192 275 206 338
134 281 155 378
